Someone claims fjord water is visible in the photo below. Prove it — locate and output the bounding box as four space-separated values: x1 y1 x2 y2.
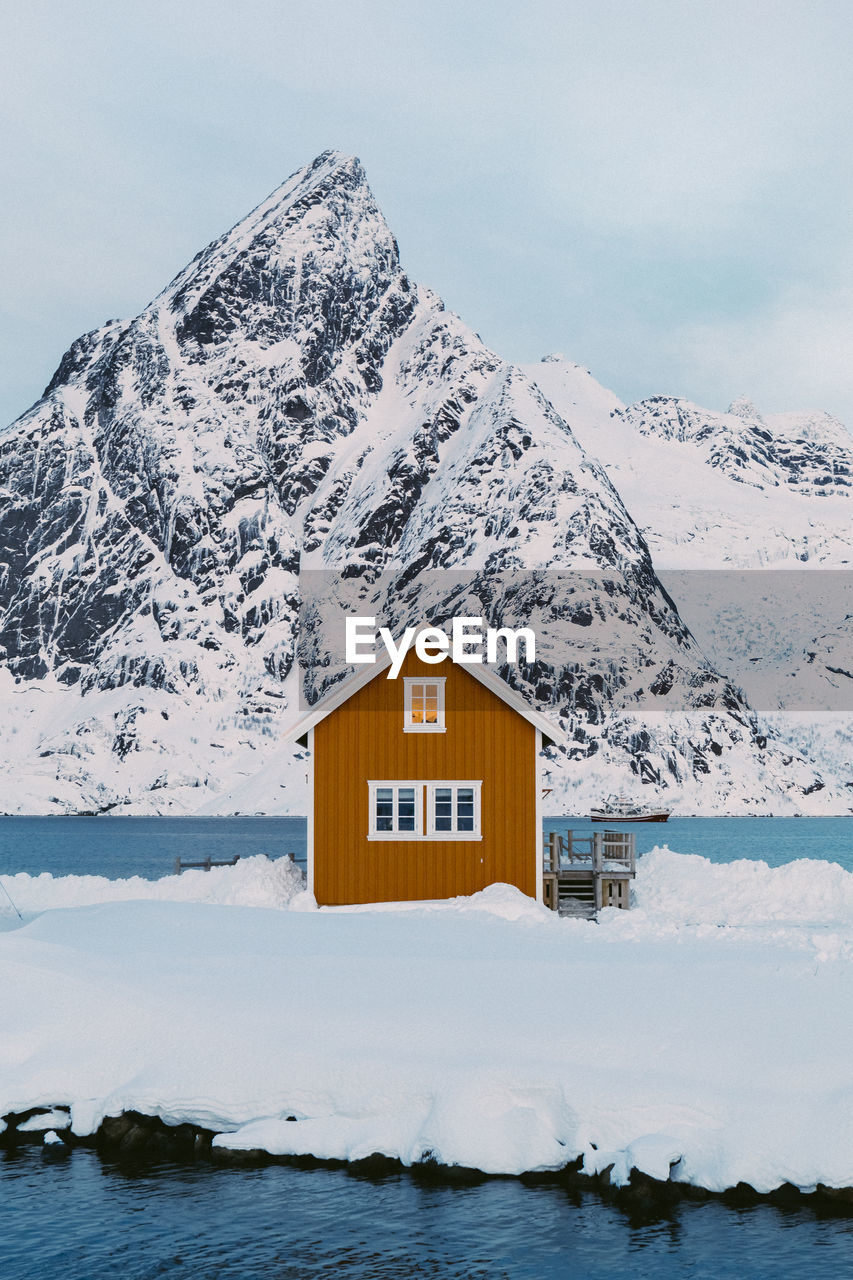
3 1148 851 1280
0 815 308 879
547 814 853 873
0 814 851 880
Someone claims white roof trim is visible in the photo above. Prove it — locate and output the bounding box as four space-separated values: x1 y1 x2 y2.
286 644 564 747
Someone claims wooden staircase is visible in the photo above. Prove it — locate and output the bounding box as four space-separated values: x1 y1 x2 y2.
542 829 636 917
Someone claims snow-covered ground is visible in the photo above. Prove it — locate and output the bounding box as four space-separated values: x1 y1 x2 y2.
1 850 852 1195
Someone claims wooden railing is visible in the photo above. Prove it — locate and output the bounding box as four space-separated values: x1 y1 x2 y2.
543 830 635 874
174 854 241 875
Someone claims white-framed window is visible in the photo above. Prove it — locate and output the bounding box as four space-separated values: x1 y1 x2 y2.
368 782 424 840
426 781 482 839
403 677 446 733
367 780 483 841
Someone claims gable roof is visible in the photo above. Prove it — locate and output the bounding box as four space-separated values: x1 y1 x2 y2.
287 647 564 748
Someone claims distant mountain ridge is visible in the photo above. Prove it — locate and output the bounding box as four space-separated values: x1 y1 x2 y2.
618 394 851 495
0 151 847 814
526 356 853 795
528 357 853 570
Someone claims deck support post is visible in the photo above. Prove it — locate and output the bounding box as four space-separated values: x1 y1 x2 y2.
592 833 603 911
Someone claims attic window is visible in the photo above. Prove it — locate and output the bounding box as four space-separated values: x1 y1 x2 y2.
403 677 446 732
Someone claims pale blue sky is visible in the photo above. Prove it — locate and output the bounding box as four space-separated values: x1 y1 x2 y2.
3 0 853 427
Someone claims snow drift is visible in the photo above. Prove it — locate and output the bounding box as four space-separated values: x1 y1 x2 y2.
1 850 852 1195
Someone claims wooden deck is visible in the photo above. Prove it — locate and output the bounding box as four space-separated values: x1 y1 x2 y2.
542 830 636 917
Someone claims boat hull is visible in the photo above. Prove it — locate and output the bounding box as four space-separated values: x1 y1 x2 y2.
590 811 669 823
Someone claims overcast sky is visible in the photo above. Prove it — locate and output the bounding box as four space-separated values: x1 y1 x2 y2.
3 0 853 428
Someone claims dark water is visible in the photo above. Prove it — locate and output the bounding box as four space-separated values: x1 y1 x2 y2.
0 814 850 881
2 1149 850 1280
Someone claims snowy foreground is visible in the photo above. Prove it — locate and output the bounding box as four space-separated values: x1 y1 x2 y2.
2 849 852 1195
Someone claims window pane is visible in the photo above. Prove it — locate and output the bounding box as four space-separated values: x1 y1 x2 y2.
398 787 416 832
457 788 474 832
434 787 452 831
375 788 394 832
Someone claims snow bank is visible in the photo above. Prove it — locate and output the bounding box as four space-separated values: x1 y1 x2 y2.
1 852 852 1194
325 881 556 924
0 855 304 924
634 846 853 929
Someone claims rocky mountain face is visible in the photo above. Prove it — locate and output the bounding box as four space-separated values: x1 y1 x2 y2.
528 358 853 570
527 357 853 796
618 394 851 496
0 152 845 814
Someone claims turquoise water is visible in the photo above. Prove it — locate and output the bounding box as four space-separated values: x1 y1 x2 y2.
545 815 853 873
0 815 307 880
0 814 849 881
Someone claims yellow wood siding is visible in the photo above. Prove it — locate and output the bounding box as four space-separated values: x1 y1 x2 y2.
313 650 538 905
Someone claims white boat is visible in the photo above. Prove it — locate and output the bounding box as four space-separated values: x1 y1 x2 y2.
590 800 669 823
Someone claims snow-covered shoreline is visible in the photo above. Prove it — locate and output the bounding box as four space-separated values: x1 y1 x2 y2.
1 851 852 1200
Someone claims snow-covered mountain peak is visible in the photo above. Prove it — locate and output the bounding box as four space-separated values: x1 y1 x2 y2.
727 394 764 424
612 395 851 496
764 408 853 450
164 150 392 290
523 356 625 437
0 158 845 815
525 358 853 571
151 149 411 391
165 150 377 281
